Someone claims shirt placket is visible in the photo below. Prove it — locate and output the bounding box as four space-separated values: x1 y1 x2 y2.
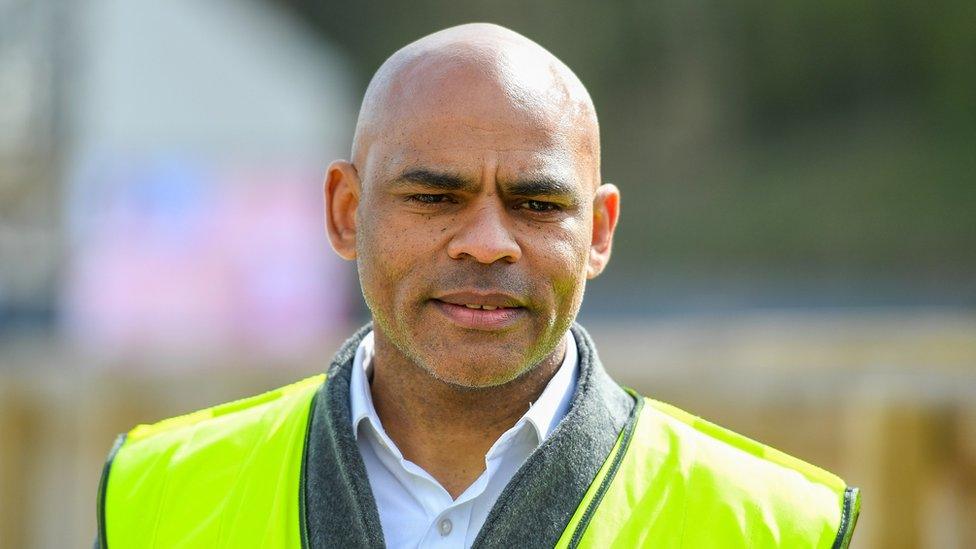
421 499 473 548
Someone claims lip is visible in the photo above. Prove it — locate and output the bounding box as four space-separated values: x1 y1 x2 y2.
433 291 525 309
430 291 526 331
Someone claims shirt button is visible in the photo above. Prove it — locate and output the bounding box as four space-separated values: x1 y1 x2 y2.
438 518 453 536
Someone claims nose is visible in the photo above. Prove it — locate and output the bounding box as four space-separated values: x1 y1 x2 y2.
446 200 522 264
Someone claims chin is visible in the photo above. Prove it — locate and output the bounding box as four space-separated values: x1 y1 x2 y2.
421 355 531 389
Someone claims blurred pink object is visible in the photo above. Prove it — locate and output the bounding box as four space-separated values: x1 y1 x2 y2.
64 158 350 361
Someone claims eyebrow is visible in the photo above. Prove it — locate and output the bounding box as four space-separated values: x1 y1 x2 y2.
393 169 478 192
506 177 576 199
392 168 580 203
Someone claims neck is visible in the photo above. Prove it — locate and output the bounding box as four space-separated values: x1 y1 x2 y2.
368 330 566 499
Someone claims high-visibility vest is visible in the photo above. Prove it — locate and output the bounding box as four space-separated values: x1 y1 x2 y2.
98 374 860 548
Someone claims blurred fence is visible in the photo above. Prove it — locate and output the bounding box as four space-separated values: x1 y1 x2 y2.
2 311 974 548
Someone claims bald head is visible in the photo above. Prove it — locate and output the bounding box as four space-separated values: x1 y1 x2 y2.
351 23 600 186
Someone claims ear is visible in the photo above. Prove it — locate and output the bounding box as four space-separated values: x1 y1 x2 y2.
587 183 620 279
324 160 361 260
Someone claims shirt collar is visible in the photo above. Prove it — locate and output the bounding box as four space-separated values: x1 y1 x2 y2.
349 331 381 441
348 330 579 446
521 331 578 442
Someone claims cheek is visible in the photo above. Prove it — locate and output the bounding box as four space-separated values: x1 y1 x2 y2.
527 219 591 303
552 247 588 307
557 214 593 270
357 202 444 301
356 205 402 308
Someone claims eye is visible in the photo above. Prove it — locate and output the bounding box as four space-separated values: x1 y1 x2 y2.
519 200 562 212
407 194 453 204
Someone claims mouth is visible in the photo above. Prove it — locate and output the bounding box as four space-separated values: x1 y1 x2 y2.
430 292 527 331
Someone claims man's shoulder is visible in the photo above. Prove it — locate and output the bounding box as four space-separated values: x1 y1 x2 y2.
98 375 326 547
564 395 859 548
640 397 849 494
625 396 859 545
117 374 325 458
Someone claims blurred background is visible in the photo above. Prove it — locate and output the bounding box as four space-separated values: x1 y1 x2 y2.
1 0 973 547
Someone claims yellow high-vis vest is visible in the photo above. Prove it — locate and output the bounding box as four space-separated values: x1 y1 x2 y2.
98 375 859 548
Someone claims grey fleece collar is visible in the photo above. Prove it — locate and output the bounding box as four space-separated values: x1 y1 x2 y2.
301 323 637 549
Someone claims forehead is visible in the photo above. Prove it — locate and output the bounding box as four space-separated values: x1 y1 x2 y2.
365 104 591 188
389 125 574 177
360 51 598 186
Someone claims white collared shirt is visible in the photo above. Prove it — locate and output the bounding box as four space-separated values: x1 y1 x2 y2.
349 330 578 548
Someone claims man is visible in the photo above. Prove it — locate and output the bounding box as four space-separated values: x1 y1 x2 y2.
96 24 860 548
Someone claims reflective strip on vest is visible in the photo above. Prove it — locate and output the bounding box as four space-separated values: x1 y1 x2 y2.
99 379 859 548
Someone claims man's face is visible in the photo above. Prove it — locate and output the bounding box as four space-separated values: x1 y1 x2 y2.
353 73 599 388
